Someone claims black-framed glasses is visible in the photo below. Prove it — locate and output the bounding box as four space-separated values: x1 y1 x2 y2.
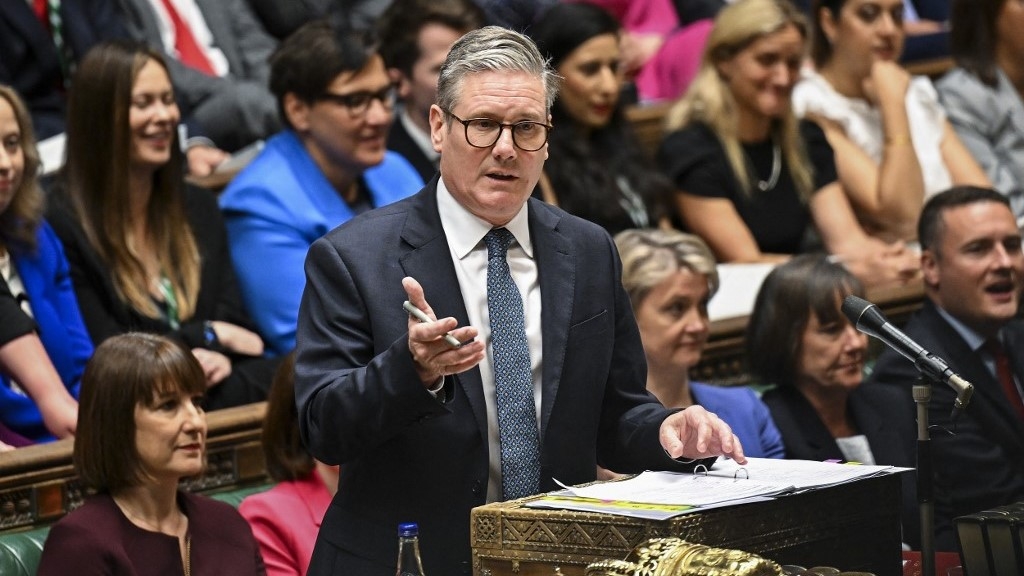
444 110 551 152
318 85 398 115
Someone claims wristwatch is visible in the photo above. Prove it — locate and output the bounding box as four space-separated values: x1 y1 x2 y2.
202 320 219 349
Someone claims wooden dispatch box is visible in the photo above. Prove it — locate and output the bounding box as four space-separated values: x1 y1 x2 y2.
471 473 903 576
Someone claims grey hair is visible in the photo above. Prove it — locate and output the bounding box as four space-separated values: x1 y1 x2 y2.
436 25 559 116
614 229 720 311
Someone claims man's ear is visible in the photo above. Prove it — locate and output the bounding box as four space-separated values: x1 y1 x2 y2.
390 68 412 100
429 105 445 153
283 93 311 132
819 6 839 46
921 249 940 290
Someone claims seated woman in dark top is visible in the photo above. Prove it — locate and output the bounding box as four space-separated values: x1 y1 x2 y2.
746 254 920 547
529 2 673 235
657 0 917 286
47 41 278 410
37 333 266 575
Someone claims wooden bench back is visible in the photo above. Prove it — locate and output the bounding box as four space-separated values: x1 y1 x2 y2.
0 402 269 533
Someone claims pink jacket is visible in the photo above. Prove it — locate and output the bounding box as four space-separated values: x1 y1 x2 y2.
240 472 333 576
575 0 712 101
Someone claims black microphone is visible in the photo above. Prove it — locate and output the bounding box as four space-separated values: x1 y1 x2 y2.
841 295 974 420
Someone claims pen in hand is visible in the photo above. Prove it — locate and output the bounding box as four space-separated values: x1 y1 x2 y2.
403 300 464 348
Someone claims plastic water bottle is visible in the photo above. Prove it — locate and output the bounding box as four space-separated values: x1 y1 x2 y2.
396 522 426 576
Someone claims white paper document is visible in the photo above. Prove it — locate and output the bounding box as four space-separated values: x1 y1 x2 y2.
566 466 792 507
705 456 911 491
524 458 912 520
707 263 776 321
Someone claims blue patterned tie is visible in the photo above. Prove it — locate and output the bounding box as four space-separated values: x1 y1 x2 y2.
485 228 541 500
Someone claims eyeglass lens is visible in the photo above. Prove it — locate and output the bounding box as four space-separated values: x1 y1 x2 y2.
463 118 548 151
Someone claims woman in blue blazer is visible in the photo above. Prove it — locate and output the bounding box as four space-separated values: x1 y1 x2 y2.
0 85 92 442
615 229 785 460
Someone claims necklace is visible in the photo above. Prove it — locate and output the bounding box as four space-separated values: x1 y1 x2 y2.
754 141 782 192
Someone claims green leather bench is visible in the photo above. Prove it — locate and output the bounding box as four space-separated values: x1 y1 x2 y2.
0 482 272 576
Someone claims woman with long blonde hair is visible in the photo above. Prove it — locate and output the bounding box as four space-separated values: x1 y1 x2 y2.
658 0 917 286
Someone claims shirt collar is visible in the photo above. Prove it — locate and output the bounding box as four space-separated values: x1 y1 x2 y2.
935 304 994 352
400 107 440 162
436 177 533 260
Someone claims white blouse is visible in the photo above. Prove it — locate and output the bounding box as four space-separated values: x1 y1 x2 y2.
793 69 951 199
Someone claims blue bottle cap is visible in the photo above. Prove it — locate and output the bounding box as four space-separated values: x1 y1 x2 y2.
398 522 419 537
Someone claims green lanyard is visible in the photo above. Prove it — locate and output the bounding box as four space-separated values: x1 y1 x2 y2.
157 275 180 330
43 0 73 88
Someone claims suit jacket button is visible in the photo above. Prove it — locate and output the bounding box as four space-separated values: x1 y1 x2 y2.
472 481 483 496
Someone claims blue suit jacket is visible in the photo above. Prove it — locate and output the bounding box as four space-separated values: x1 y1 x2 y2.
294 179 708 576
0 0 126 139
1 222 93 441
868 299 1024 550
220 130 423 355
690 382 784 459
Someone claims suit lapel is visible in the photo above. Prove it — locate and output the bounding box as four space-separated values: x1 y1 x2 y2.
996 325 1024 441
0 2 54 60
119 0 161 41
850 388 899 465
922 304 1024 460
529 200 572 441
398 182 487 439
780 387 836 460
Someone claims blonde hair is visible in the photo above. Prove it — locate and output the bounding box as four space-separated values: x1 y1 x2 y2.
665 0 813 199
615 228 720 311
0 85 44 253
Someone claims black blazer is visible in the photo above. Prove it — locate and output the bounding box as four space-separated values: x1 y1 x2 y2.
386 118 438 184
295 178 707 576
762 384 915 466
867 299 1024 550
762 382 920 547
47 186 256 348
47 185 276 408
0 0 126 139
0 279 34 346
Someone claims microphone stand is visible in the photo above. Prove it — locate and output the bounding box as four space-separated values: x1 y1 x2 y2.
914 376 936 576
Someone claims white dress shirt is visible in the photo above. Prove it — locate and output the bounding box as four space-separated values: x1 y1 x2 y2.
436 177 543 503
145 0 230 77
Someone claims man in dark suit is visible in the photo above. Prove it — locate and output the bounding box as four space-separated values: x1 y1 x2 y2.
868 186 1024 551
294 26 745 576
114 0 279 152
378 0 486 183
0 0 126 140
